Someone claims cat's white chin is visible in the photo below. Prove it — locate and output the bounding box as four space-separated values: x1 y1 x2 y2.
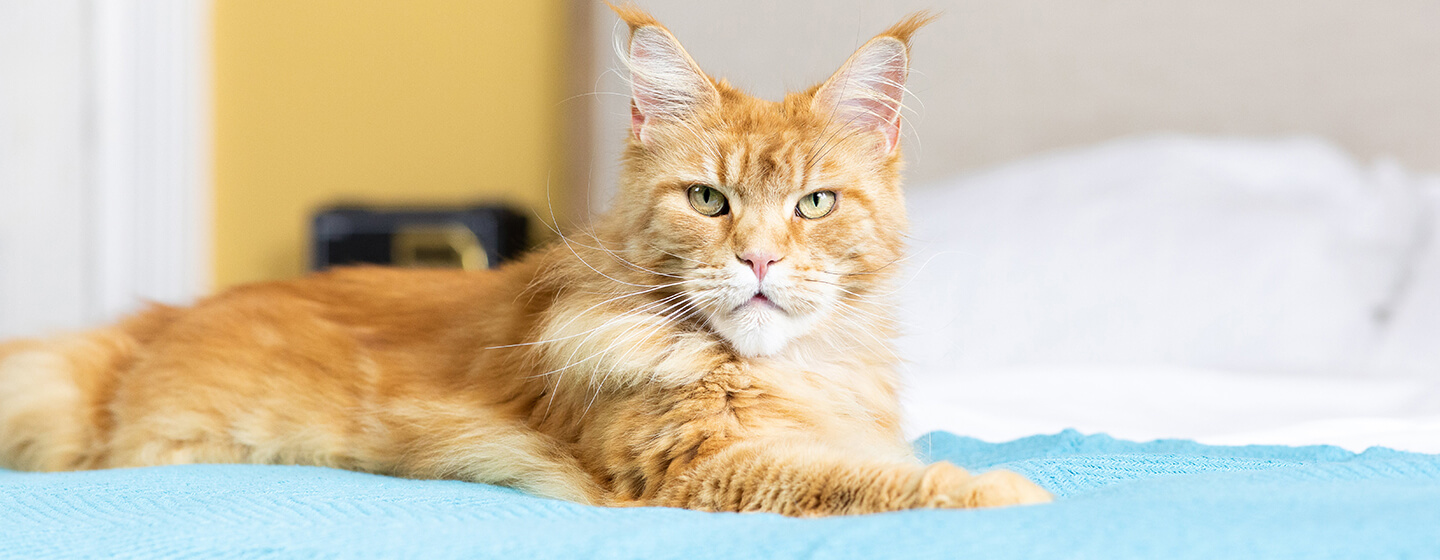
711 301 818 358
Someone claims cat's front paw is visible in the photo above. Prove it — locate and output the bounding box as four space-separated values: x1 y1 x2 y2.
916 461 1052 509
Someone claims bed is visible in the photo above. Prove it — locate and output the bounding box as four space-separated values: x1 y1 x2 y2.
5 136 1438 558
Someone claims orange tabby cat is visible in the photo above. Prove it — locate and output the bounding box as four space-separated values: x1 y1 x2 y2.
0 6 1050 516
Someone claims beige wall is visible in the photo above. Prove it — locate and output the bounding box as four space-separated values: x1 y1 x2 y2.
578 1 1440 210
214 0 571 289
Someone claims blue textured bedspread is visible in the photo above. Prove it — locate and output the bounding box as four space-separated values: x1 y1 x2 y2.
3 430 1438 559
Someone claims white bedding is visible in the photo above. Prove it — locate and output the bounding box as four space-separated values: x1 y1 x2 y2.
902 365 1440 453
895 136 1440 454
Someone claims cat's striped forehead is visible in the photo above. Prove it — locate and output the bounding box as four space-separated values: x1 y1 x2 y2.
657 89 868 202
707 131 823 202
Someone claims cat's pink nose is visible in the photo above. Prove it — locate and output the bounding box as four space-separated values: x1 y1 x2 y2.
738 251 782 282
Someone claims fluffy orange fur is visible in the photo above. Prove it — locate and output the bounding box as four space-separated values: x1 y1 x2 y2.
0 6 1049 516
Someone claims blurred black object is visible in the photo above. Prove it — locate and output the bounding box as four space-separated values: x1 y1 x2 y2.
312 206 528 271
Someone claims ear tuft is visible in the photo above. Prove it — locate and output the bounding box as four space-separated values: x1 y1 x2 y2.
812 12 935 155
879 10 939 46
607 1 660 32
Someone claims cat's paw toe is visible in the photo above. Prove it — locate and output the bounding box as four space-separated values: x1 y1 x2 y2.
919 463 1052 509
962 469 1052 507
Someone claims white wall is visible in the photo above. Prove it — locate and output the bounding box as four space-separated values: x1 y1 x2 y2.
0 1 93 338
577 0 1440 212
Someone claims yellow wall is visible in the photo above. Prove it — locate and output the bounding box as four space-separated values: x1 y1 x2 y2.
213 0 568 289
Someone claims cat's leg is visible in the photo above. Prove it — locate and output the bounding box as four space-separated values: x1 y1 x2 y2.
102 383 606 505
609 363 1051 516
103 397 606 505
103 412 257 468
653 439 1051 516
381 402 607 506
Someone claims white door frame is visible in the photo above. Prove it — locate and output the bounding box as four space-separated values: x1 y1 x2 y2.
92 0 212 320
0 0 209 337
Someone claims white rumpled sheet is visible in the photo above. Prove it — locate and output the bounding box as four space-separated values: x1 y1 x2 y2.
902 365 1440 453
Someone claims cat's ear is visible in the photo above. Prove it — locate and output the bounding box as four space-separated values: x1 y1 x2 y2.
812 12 936 155
612 4 718 145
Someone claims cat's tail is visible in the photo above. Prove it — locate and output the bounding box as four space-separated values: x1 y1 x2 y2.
0 334 106 471
0 306 180 471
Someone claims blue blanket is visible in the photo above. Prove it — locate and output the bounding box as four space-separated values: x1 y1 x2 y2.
3 430 1438 559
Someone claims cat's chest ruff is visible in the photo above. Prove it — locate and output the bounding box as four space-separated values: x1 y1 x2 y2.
688 356 886 428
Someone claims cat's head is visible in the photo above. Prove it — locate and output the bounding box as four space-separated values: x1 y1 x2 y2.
599 6 933 358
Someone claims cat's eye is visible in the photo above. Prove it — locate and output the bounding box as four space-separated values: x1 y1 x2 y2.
687 185 729 216
796 191 837 219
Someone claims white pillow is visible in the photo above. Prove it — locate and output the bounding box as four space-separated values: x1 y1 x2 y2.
1371 178 1440 377
896 135 1425 376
